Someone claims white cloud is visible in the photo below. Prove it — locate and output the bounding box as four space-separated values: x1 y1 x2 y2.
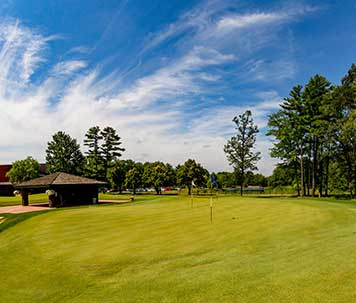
108 47 234 110
215 4 318 35
216 12 287 33
0 5 305 176
142 0 226 53
52 60 87 75
239 58 297 83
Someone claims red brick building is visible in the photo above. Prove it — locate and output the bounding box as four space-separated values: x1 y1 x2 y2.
0 165 12 182
0 164 47 196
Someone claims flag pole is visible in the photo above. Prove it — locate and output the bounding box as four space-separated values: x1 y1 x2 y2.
210 179 213 223
210 195 213 223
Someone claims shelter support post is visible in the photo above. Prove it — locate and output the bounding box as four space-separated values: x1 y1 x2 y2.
21 190 29 206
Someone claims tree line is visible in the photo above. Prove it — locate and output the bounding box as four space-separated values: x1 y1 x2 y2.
267 64 356 197
6 121 267 195
7 127 211 194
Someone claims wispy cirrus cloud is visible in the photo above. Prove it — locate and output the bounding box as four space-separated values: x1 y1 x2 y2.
0 20 47 87
52 60 87 76
216 12 288 33
0 0 316 174
214 4 318 35
109 47 234 110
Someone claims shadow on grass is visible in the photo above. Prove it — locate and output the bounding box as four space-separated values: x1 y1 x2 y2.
251 195 299 199
0 211 50 234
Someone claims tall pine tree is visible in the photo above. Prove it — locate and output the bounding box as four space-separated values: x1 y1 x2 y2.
46 131 84 175
84 126 104 179
100 127 125 180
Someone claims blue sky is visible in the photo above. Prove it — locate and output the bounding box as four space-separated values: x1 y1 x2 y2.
0 0 355 175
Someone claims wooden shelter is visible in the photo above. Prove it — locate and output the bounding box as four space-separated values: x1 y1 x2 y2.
15 172 106 207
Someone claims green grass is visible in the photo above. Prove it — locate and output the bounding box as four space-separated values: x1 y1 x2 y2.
0 192 162 207
0 193 48 206
2 195 356 302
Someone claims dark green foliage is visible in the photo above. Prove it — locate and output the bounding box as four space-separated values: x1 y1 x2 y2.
268 164 297 188
143 162 176 194
6 157 40 184
216 172 236 188
125 165 142 195
100 127 125 179
335 63 356 112
224 110 261 196
46 131 84 175
245 172 268 187
339 110 356 197
267 64 356 197
176 159 208 195
108 160 135 193
84 126 104 179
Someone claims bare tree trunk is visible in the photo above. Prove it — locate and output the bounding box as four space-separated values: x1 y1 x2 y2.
318 153 323 197
325 156 329 197
294 160 300 196
306 152 310 196
240 170 245 196
300 153 305 196
312 136 318 197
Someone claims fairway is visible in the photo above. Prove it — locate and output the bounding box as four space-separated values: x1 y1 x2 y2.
1 196 356 302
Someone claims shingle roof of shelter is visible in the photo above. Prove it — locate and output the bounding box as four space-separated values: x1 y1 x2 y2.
15 172 106 188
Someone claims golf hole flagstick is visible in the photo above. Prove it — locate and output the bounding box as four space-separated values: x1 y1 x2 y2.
210 195 213 223
210 175 217 223
191 180 196 208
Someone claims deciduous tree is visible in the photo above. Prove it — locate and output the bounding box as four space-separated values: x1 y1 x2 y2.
176 159 208 195
6 157 40 183
224 110 261 196
125 166 142 195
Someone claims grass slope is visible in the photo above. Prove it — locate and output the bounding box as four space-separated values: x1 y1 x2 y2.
1 195 356 302
0 193 48 207
0 193 157 207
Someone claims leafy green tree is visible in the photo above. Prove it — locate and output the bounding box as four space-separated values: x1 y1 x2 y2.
84 126 104 179
142 162 175 194
100 127 125 179
328 161 348 194
216 172 236 188
224 110 261 196
6 157 40 183
268 164 295 187
339 110 356 197
268 77 334 197
176 159 208 195
107 160 135 193
333 65 356 197
268 85 307 196
304 75 332 196
334 63 356 113
245 172 268 187
125 167 142 195
46 131 84 175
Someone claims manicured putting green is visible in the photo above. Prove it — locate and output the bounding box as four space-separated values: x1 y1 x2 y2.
1 195 356 302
